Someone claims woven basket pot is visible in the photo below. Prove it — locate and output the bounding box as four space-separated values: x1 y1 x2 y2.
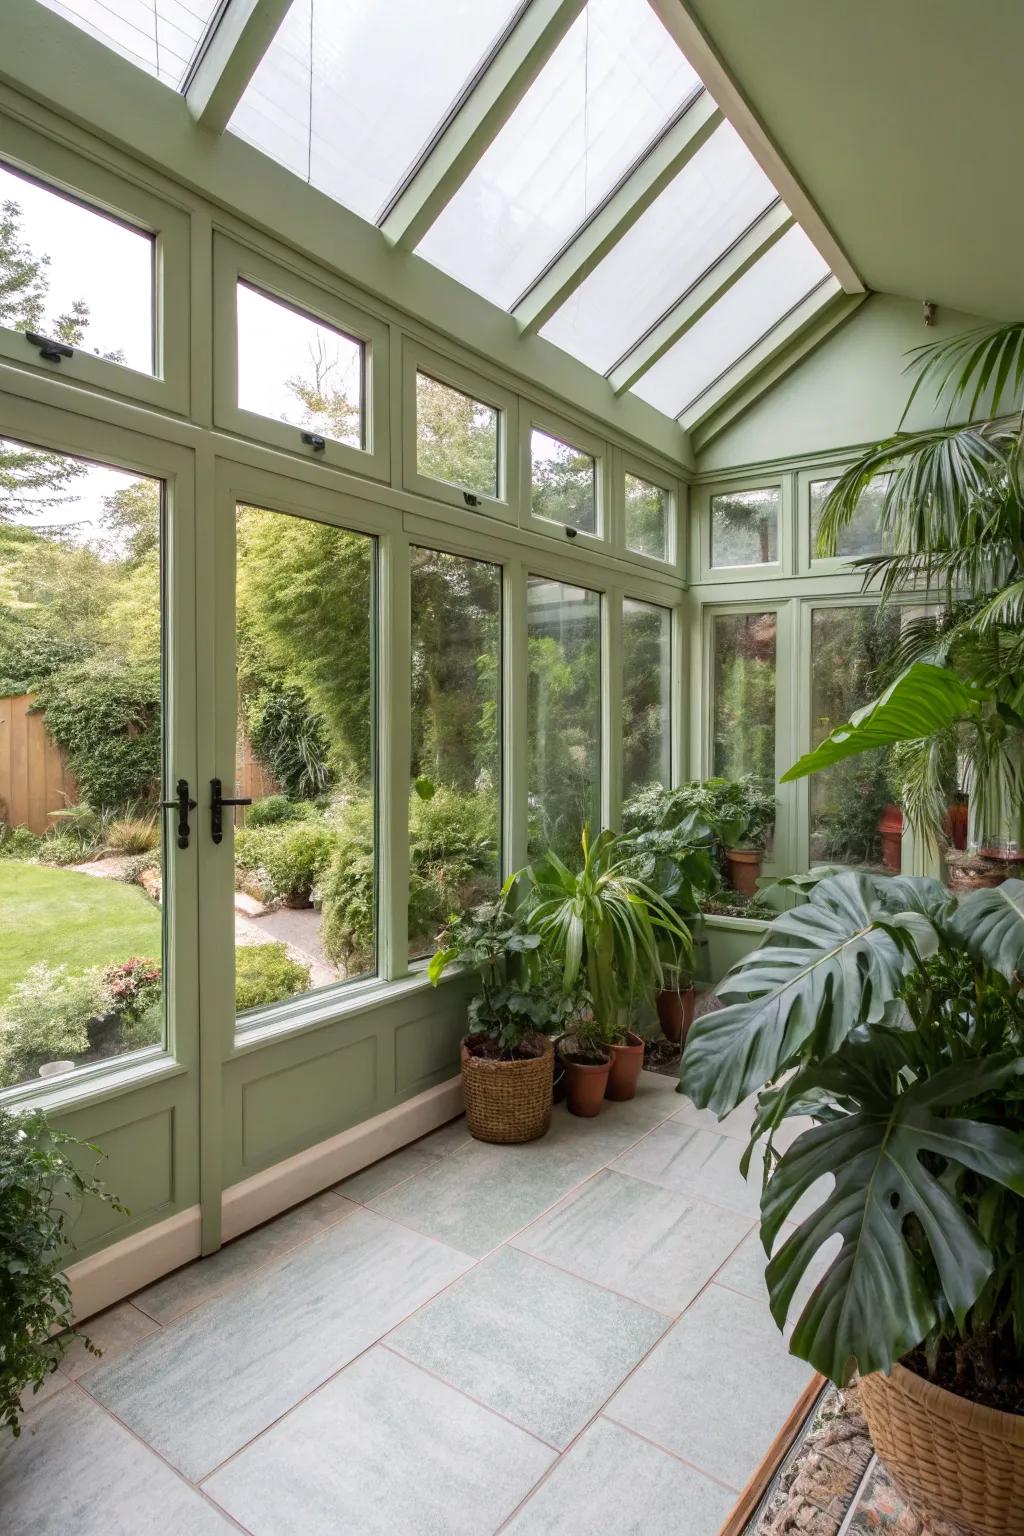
861 1363 1024 1536
460 1034 553 1145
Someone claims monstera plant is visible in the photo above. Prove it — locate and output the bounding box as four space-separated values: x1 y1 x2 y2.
680 871 1024 1392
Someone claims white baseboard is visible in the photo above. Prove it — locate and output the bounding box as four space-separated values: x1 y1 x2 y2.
65 1076 464 1321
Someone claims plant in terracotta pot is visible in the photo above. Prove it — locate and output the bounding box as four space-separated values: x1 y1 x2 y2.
428 894 574 1144
521 826 688 1112
680 869 1024 1536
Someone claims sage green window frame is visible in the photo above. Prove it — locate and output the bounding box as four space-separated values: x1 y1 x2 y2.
520 405 609 551
0 116 190 416
400 338 518 523
212 234 392 482
692 472 792 583
612 447 683 577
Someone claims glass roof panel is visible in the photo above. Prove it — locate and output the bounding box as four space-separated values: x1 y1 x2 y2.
417 0 701 310
228 0 524 223
631 226 831 418
33 0 220 86
539 123 777 375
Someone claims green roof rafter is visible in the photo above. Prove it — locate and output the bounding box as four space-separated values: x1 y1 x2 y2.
184 0 295 134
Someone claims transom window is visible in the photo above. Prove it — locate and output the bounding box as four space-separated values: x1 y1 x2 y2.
710 486 780 569
809 474 887 559
236 282 364 451
625 473 670 562
530 429 597 535
415 372 500 501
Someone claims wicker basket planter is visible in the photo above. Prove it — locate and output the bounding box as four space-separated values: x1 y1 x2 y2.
459 1034 553 1144
861 1363 1024 1536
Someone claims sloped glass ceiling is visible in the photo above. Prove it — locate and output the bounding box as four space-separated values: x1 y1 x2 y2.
31 0 847 426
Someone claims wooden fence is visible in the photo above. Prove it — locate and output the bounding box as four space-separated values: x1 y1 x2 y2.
0 693 79 835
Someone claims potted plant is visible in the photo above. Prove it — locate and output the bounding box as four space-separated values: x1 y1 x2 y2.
680 870 1024 1536
2 1105 125 1436
521 826 688 1110
428 894 573 1143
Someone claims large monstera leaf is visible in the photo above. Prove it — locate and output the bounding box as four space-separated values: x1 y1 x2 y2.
950 878 1024 981
761 1050 1024 1383
679 873 938 1115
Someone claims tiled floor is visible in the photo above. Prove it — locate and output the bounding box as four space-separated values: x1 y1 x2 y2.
1 1073 816 1535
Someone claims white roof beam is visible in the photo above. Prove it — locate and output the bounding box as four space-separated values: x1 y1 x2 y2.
380 0 587 252
513 90 721 335
608 200 794 395
184 0 294 134
647 0 865 295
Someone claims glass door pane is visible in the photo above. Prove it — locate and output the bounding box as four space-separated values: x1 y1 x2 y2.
527 577 601 865
622 598 671 797
0 438 166 1089
712 612 777 784
233 504 376 1024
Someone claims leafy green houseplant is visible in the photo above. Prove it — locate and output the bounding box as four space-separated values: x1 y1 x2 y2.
680 870 1024 1533
1 1106 125 1436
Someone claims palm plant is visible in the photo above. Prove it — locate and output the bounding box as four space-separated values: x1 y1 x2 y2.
679 870 1024 1393
783 322 1024 851
521 826 691 1045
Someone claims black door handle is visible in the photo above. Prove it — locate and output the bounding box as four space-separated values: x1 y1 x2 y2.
160 778 197 849
211 777 252 844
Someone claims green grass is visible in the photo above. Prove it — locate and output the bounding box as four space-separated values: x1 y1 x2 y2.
0 861 161 1006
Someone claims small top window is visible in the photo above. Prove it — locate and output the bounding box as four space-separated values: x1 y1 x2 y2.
236 282 364 450
710 486 779 568
0 163 154 375
625 473 670 561
810 475 887 559
530 429 597 534
415 372 499 500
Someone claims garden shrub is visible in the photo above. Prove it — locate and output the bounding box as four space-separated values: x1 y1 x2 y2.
0 964 108 1085
105 812 159 855
235 943 310 1012
245 795 319 828
36 832 87 867
32 658 160 811
234 821 336 905
0 826 40 860
244 684 333 801
320 850 376 972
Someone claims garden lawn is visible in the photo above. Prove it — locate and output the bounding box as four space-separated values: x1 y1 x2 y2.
0 861 161 1006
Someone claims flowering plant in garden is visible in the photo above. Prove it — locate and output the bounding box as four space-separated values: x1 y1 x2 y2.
101 957 161 1024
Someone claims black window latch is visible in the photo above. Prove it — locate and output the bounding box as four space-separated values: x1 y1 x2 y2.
26 332 74 363
463 491 481 508
210 777 252 845
301 431 326 451
160 779 198 849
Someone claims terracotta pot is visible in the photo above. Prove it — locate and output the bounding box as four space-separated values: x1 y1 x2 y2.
877 803 904 872
945 799 969 852
861 1362 1024 1536
605 1030 645 1101
725 847 762 898
561 1050 612 1117
655 986 695 1046
459 1034 553 1144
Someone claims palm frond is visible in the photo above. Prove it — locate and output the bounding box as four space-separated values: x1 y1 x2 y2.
901 322 1024 424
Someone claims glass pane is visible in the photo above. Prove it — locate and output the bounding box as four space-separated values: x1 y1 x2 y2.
0 163 154 374
229 0 523 222
622 599 671 798
236 283 363 449
810 475 887 559
418 0 700 309
409 549 501 960
34 0 220 85
541 125 777 374
712 612 777 784
711 487 779 568
531 429 596 533
0 439 165 1090
632 227 831 417
625 474 669 560
527 578 601 865
809 606 903 871
415 373 499 499
234 505 375 1021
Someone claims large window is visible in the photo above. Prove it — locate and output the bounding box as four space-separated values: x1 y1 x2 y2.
415 373 499 500
622 599 672 798
712 612 777 784
234 505 376 1019
809 605 902 871
527 578 601 864
710 487 779 569
530 429 597 534
0 440 164 1089
409 549 501 959
0 162 154 374
236 283 364 449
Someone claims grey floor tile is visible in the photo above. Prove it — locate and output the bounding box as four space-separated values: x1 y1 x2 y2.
132 1190 356 1324
415 1115 473 1156
611 1121 763 1217
608 1282 814 1490
335 1143 447 1202
503 1417 734 1536
60 1301 160 1379
716 1224 841 1324
205 1346 554 1536
18 1365 71 1418
0 1387 236 1535
673 1093 759 1141
512 1169 751 1314
390 1246 668 1449
85 1208 471 1481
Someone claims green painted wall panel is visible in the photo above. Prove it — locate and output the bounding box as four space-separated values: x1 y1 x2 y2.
240 1035 379 1172
395 1004 467 1097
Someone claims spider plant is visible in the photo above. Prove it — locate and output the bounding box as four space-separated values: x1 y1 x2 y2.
782 321 1024 852
520 826 691 1044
